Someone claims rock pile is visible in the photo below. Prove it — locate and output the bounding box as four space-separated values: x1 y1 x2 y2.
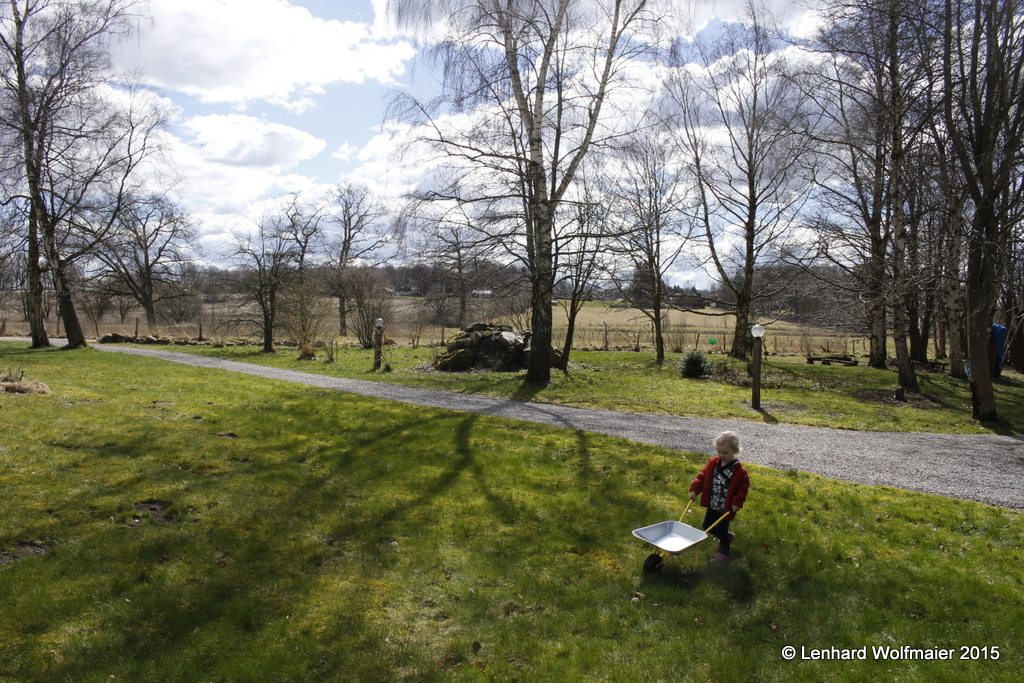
435 323 531 372
98 333 214 346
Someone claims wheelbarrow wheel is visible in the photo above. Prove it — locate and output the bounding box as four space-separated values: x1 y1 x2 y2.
643 553 664 574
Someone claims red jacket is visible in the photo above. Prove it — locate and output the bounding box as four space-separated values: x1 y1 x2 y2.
689 456 750 515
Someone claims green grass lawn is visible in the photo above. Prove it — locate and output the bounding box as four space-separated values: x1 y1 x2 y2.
1 343 1022 682
134 341 1024 435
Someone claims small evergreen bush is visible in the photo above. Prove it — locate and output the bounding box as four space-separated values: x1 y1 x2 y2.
678 349 716 378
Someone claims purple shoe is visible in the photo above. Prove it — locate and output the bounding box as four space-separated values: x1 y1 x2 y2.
711 553 730 562
715 532 736 551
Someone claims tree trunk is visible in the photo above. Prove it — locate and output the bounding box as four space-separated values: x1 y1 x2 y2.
892 307 918 391
891 253 919 391
50 257 87 349
652 285 665 365
730 297 751 360
338 296 348 336
145 303 158 333
964 210 999 421
25 217 49 348
561 303 579 370
526 213 554 385
887 16 918 394
867 295 887 368
934 310 947 360
262 308 276 353
262 288 277 353
945 225 966 378
915 295 933 363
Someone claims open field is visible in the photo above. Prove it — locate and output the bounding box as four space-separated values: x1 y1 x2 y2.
1 344 1022 682
0 299 872 356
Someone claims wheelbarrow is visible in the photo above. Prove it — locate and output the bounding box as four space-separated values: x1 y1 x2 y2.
633 499 731 572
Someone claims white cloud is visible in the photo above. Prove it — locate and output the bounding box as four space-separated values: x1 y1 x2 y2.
118 0 415 110
332 142 358 161
183 114 326 168
160 114 326 225
678 1 822 39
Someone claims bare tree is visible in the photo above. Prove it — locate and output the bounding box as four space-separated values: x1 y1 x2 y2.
411 199 496 330
390 0 656 384
275 192 334 353
278 280 334 356
942 0 1024 421
606 133 691 364
280 192 328 274
0 0 158 349
327 183 392 336
226 216 297 353
346 265 393 349
94 193 195 332
554 180 613 367
667 6 813 359
0 207 21 318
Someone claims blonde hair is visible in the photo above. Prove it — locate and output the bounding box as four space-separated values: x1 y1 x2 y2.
714 431 741 455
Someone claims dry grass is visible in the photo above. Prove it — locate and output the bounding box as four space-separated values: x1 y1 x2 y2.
1 298 873 355
1 379 50 394
1 366 50 394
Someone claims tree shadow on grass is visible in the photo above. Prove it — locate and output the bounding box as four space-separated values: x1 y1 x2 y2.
640 555 756 603
513 380 547 401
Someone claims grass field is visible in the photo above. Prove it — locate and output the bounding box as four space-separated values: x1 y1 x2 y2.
121 342 1024 436
1 343 1022 682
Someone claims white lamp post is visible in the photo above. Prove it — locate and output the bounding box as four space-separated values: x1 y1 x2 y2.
751 324 765 410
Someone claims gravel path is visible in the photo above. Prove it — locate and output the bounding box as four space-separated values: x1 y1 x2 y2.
6 339 1023 509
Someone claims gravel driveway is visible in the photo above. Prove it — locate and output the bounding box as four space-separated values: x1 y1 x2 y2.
6 340 1023 509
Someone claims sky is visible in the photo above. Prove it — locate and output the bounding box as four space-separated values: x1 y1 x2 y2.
112 0 821 268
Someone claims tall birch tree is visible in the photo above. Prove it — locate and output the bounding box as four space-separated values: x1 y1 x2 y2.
389 0 655 384
0 0 147 349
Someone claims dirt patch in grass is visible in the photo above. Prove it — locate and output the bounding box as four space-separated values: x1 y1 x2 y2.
855 389 944 408
745 403 808 413
0 542 51 565
133 500 176 524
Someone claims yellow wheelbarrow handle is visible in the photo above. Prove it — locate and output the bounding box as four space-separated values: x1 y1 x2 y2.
678 498 694 522
704 509 732 534
679 498 731 532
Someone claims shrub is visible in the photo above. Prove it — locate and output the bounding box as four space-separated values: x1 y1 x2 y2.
677 349 716 378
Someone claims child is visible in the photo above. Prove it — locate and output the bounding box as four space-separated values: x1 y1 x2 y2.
688 431 750 561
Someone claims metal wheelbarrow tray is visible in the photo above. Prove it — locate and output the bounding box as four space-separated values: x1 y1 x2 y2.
633 520 708 554
633 500 730 572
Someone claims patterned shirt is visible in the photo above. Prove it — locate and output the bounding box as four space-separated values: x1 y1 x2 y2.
709 459 737 511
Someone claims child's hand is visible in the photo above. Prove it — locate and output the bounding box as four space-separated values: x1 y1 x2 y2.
688 491 696 501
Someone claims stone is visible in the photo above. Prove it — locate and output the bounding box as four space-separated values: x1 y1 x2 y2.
434 324 530 372
436 348 476 372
